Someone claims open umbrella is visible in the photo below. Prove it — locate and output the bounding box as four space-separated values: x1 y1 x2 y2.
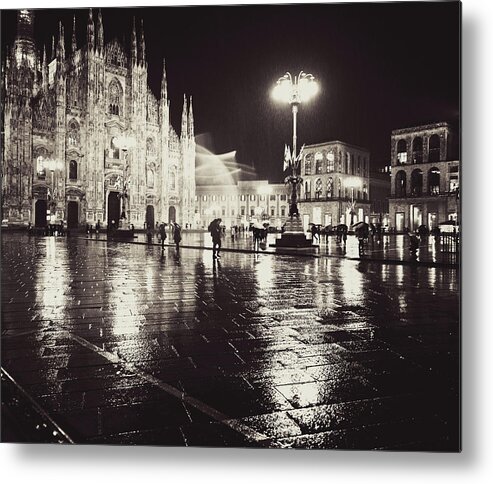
351 221 369 231
252 221 264 230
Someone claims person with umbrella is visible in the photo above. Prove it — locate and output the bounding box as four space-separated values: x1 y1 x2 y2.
173 222 182 251
208 218 222 259
252 221 264 252
159 222 167 250
352 221 370 255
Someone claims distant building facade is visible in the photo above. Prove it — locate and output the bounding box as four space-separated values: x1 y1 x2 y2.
389 122 459 231
298 140 371 228
369 172 390 227
1 9 195 229
195 180 290 229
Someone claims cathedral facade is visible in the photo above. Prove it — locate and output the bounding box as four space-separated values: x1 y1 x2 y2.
1 9 196 229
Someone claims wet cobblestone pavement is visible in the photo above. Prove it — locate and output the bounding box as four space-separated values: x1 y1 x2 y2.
1 233 460 449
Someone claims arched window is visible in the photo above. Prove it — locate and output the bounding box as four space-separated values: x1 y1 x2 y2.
315 152 323 174
147 168 154 188
412 137 423 164
338 178 342 197
69 160 77 180
146 137 155 157
108 78 123 117
304 153 313 175
110 137 120 159
428 134 440 163
327 177 333 198
411 169 423 196
346 152 351 174
327 152 335 172
315 178 323 199
397 140 407 164
428 167 440 195
35 147 48 179
395 170 406 197
305 180 311 199
67 120 80 146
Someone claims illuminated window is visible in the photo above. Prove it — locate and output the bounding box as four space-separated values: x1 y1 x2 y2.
397 140 407 164
250 194 255 201
327 152 335 172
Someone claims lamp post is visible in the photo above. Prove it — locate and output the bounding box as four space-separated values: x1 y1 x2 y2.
272 71 318 217
345 177 359 226
113 135 135 225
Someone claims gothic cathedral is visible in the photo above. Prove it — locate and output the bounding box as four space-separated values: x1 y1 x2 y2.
1 9 196 229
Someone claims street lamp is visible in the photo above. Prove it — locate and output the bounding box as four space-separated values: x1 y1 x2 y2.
113 135 135 225
345 177 359 226
272 71 318 217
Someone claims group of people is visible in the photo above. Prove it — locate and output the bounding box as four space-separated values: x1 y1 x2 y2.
146 222 182 251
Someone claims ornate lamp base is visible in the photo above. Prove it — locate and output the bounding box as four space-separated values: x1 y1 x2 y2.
273 215 314 248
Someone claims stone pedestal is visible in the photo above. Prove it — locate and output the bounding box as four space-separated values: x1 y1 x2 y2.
273 216 313 248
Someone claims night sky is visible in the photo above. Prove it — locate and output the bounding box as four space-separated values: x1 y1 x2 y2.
1 2 460 182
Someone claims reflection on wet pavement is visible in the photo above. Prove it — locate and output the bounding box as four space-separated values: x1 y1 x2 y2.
1 233 459 449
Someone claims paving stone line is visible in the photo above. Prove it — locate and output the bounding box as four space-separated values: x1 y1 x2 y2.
66 330 273 445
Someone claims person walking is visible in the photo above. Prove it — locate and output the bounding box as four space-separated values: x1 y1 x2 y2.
173 223 182 251
159 222 167 250
209 218 222 259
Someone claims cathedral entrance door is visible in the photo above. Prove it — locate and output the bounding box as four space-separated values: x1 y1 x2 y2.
146 205 155 229
67 201 79 229
35 200 47 227
107 191 120 227
168 206 176 224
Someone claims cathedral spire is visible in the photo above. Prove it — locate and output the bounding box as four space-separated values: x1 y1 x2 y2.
96 9 104 53
57 21 65 62
71 14 77 53
181 94 188 139
131 17 137 64
139 19 146 65
51 35 56 60
87 8 95 51
42 44 48 91
188 96 194 140
160 58 167 100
